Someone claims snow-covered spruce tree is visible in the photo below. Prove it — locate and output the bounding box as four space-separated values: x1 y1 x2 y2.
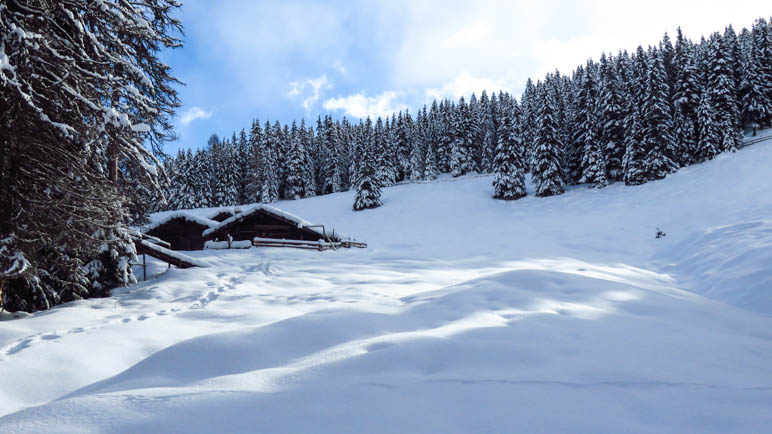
300 120 317 198
707 33 741 152
660 32 677 93
751 19 772 127
696 89 721 160
479 90 497 173
284 121 307 200
532 86 565 197
740 21 771 133
450 97 477 177
211 135 239 206
178 150 199 209
353 118 382 211
437 101 455 173
622 108 648 186
520 79 538 171
394 112 413 181
320 115 344 194
423 142 439 181
246 119 265 203
468 93 484 169
574 60 608 188
599 53 627 181
492 103 527 200
260 126 280 204
276 122 290 198
642 48 679 181
0 1 181 312
409 108 427 181
163 150 186 210
553 72 578 185
672 28 702 165
236 128 253 204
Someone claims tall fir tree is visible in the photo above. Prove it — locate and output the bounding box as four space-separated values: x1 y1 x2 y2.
696 89 721 161
260 121 280 203
246 119 265 203
574 60 608 187
642 48 679 180
532 86 565 197
707 33 741 152
285 121 308 200
598 53 627 181
353 118 383 210
672 28 702 165
492 102 527 200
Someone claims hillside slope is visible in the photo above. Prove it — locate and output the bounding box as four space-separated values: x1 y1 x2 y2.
1 134 771 433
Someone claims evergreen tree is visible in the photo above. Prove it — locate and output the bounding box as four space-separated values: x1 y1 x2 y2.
696 89 721 160
598 53 627 180
409 108 427 180
707 33 741 152
492 103 527 200
246 119 265 203
284 121 307 200
450 97 476 176
301 122 317 198
574 60 608 187
423 142 439 181
532 87 565 197
672 28 701 165
353 118 383 210
260 121 279 203
235 128 252 204
643 48 679 180
752 19 772 127
740 21 772 132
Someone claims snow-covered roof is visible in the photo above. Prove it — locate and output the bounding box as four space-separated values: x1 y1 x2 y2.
144 211 219 233
202 204 325 238
202 206 243 220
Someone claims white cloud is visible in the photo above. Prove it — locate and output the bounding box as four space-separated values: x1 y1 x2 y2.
333 60 346 75
425 73 519 102
323 91 408 120
179 106 212 126
288 74 331 110
383 0 766 98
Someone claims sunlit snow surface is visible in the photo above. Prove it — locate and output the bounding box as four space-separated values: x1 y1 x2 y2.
1 132 772 433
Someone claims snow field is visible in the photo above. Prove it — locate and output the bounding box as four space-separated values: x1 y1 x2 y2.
0 134 771 432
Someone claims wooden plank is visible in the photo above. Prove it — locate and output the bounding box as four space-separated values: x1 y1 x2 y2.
134 240 200 269
252 237 338 251
341 241 368 248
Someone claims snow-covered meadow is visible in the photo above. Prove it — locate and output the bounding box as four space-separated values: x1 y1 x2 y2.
1 133 771 433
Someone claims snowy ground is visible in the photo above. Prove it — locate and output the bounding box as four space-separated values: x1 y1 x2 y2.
1 134 772 433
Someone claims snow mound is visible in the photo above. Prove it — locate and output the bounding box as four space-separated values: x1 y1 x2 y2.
660 219 772 315
2 267 771 433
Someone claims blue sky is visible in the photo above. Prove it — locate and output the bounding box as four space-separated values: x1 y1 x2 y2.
162 0 768 154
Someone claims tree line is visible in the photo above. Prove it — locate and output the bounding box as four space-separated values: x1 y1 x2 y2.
162 18 772 211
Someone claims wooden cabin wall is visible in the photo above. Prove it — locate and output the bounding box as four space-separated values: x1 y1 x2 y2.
147 220 209 250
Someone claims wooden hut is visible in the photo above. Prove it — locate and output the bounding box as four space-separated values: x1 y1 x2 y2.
144 212 219 251
203 205 335 243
